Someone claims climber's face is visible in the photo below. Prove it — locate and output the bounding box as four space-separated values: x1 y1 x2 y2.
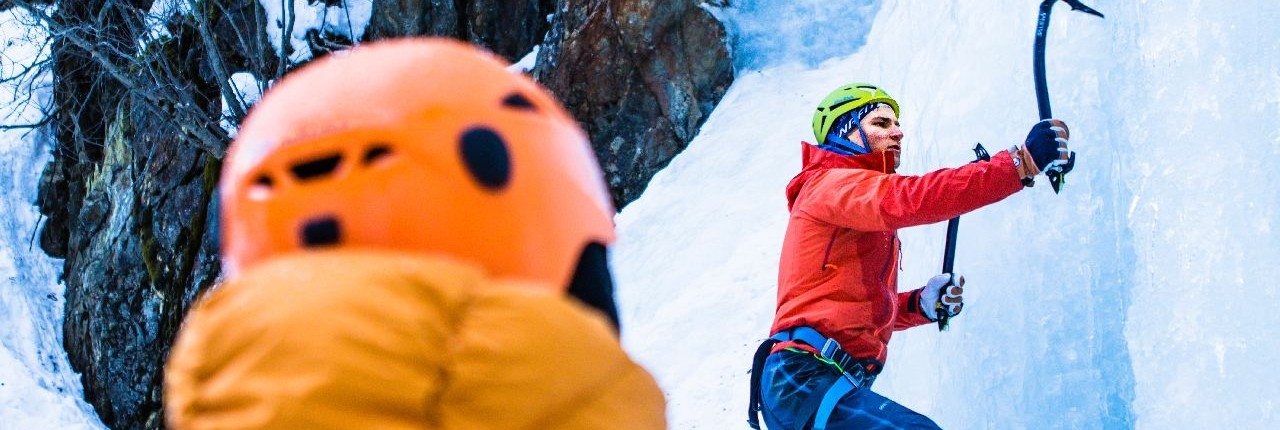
848 105 903 168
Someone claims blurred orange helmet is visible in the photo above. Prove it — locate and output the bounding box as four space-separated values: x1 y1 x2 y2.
221 38 616 309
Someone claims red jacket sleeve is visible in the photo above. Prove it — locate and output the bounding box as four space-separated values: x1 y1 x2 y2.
794 151 1025 231
893 288 933 331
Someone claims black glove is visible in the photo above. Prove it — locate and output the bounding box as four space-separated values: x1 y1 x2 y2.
1012 119 1071 182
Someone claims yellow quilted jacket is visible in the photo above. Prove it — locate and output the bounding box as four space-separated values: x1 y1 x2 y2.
165 250 666 429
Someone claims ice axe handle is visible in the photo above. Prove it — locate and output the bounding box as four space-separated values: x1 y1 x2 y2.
1035 0 1102 194
937 144 990 331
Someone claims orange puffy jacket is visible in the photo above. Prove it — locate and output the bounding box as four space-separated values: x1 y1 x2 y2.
771 143 1024 365
165 251 666 430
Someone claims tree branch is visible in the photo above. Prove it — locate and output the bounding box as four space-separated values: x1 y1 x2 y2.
187 0 246 122
0 114 52 130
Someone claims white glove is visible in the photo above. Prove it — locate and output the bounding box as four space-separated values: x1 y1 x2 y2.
919 273 964 321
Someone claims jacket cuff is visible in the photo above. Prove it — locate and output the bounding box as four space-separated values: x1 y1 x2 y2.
906 288 934 321
1009 145 1041 185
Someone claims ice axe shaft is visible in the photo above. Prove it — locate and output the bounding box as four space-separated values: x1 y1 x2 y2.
1034 0 1103 193
937 144 990 331
1035 0 1103 119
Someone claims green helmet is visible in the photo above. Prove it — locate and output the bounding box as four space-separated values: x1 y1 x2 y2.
811 83 900 145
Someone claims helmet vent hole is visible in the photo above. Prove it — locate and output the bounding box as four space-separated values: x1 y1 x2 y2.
460 127 511 190
253 174 274 188
502 92 537 111
363 144 394 166
301 216 342 247
248 174 276 200
290 153 343 181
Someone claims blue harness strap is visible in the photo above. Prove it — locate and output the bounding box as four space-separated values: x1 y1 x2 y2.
747 327 879 429
812 377 857 430
747 337 780 429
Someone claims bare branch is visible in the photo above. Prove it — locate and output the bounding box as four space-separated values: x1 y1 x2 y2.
276 0 295 80
5 0 295 161
40 8 226 152
0 114 52 130
187 0 245 122
0 0 54 13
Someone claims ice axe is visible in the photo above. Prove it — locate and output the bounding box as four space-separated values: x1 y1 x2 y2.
1034 0 1104 193
935 1 1103 331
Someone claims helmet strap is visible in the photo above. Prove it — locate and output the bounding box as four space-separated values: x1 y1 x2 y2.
857 126 872 153
822 128 871 155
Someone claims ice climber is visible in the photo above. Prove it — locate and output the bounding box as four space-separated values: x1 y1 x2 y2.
164 38 666 429
747 83 1072 429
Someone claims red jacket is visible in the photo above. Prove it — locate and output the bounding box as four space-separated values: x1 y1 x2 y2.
771 143 1024 366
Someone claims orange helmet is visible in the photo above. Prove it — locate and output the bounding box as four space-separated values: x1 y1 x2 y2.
221 38 617 320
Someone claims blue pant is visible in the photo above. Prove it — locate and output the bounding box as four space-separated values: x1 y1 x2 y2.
759 350 941 430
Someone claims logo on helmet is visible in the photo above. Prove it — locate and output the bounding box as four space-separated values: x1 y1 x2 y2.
832 112 859 140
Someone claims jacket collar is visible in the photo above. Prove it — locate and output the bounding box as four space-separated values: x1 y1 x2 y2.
800 141 896 173
786 142 897 209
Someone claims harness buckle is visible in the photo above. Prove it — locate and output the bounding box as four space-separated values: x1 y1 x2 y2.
819 337 855 374
819 338 841 361
844 365 867 387
815 334 877 388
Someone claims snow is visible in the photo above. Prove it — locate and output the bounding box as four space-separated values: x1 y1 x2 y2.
219 72 267 138
508 45 540 74
139 0 193 49
0 8 105 429
259 0 373 65
1 1 1278 428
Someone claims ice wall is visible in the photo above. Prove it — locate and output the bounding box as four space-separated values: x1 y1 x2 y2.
616 0 1279 428
716 0 882 71
1111 2 1280 428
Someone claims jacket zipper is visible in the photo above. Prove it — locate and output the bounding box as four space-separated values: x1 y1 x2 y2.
874 234 901 359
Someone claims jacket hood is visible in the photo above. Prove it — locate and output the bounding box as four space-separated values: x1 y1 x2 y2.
786 142 897 209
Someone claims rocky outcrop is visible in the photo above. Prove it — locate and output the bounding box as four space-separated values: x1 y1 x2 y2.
37 3 231 427
535 0 733 208
32 1 731 429
463 0 556 61
50 97 220 429
364 0 460 43
365 0 555 62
